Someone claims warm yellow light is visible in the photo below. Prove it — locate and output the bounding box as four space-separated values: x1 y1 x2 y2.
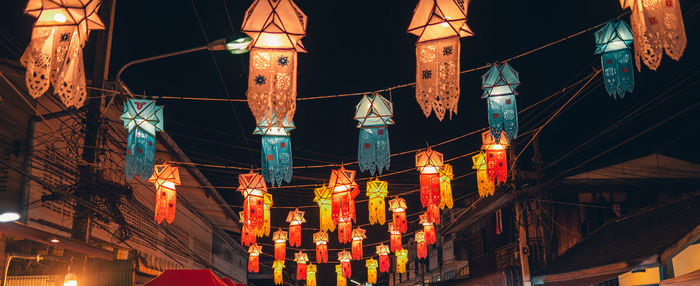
63 273 77 286
53 13 67 23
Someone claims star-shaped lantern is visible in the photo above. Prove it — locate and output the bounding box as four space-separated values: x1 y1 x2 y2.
328 167 360 243
273 228 288 261
351 227 367 260
294 251 309 281
366 179 388 225
248 243 262 272
313 185 335 232
149 163 180 224
313 231 329 263
286 208 306 247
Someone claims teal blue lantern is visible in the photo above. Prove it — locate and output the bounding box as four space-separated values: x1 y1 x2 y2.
481 63 519 142
254 113 294 186
120 99 164 179
594 20 634 99
354 93 394 175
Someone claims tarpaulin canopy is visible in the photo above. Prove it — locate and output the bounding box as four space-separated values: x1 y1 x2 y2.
144 270 228 286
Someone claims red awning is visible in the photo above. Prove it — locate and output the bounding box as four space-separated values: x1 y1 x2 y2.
144 270 228 286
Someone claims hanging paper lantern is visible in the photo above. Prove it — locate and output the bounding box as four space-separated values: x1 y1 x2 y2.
148 164 180 224
481 62 519 142
354 93 395 174
337 250 352 278
306 264 317 286
407 0 473 121
242 0 306 127
481 130 510 185
419 213 436 245
594 20 634 99
376 244 391 273
366 179 388 225
415 231 427 259
439 164 454 209
416 148 443 224
388 196 408 234
294 251 309 281
286 208 306 247
472 151 495 198
237 172 268 235
335 264 347 286
619 0 686 71
396 248 408 274
351 227 366 260
248 243 262 273
253 113 295 186
313 231 329 263
313 185 336 232
273 228 288 261
273 260 285 285
21 0 104 108
239 211 256 246
120 99 164 180
328 167 360 243
388 222 403 252
260 192 273 237
366 258 378 284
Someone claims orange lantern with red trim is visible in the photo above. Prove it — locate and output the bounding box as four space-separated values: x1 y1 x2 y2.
388 196 407 233
337 250 352 278
328 167 360 243
420 213 436 245
351 227 366 260
481 130 509 185
294 251 309 280
416 148 443 224
237 172 268 235
239 211 256 246
415 230 427 259
313 231 329 263
149 163 181 224
248 243 262 272
388 222 402 252
273 228 288 261
376 244 391 273
286 208 306 247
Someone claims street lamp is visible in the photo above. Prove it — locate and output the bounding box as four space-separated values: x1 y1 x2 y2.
0 212 20 222
226 36 252 54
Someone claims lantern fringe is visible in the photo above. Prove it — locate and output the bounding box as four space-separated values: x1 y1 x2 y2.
358 127 390 175
601 50 634 99
261 136 293 187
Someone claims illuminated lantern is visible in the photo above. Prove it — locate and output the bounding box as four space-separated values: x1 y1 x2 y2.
21 0 104 108
335 264 347 286
313 185 335 232
260 192 273 237
472 152 495 198
366 179 388 225
388 196 408 233
366 258 378 284
273 260 285 285
376 244 391 273
415 148 443 224
594 20 634 99
337 250 352 278
120 99 164 180
408 0 473 121
328 167 360 243
239 211 256 246
396 248 408 274
306 264 317 286
619 0 686 71
481 130 509 185
237 172 268 236
388 222 402 252
439 164 454 209
419 213 436 245
354 93 395 175
286 208 306 247
351 227 366 260
242 0 307 126
313 231 329 263
248 243 262 272
294 251 309 281
149 164 180 224
481 62 519 142
253 112 295 186
415 230 427 259
273 228 288 261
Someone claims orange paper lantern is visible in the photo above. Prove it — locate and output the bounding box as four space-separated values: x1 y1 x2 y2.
351 227 366 260
337 250 352 278
273 228 288 261
376 244 391 273
416 148 443 224
149 164 181 224
248 243 262 272
239 211 256 246
286 208 306 247
328 167 360 243
313 231 329 263
481 130 509 185
306 264 317 286
294 251 309 280
366 258 378 284
366 179 388 225
388 222 402 252
415 230 427 259
313 185 335 232
273 260 285 285
388 196 408 233
237 172 268 233
420 213 436 245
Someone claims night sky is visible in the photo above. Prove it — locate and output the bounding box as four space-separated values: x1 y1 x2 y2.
2 0 699 284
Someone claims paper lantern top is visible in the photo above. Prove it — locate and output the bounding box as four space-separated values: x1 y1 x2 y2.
25 0 105 42
376 244 390 256
248 243 262 256
273 260 285 269
366 258 378 269
366 179 389 199
472 152 487 171
121 99 164 137
408 0 474 42
415 230 426 243
273 228 288 243
242 0 307 52
313 185 332 205
253 112 295 136
481 130 510 150
388 196 407 212
594 20 633 55
294 251 309 264
307 264 317 274
337 250 352 262
419 213 433 226
440 164 454 181
354 93 395 128
335 264 344 275
286 208 306 225
352 227 367 241
415 148 444 174
148 164 181 186
237 172 268 196
313 231 328 244
481 62 520 98
328 166 359 193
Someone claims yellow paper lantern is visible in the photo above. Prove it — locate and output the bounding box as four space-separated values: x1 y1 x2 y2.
366 179 388 225
335 264 347 286
472 152 494 198
408 0 474 120
396 248 408 274
439 164 454 209
313 184 336 232
259 192 273 237
273 260 285 285
366 258 378 284
306 264 317 286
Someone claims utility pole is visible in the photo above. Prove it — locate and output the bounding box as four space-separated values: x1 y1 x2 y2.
511 148 532 286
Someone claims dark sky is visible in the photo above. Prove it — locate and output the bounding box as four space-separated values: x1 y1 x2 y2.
2 0 699 284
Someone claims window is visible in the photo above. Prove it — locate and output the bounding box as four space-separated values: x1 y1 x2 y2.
444 271 455 280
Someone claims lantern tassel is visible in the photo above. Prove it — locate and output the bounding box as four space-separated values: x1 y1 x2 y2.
601 49 634 99
487 94 518 142
125 128 157 180
358 127 390 175
379 255 390 273
261 136 292 187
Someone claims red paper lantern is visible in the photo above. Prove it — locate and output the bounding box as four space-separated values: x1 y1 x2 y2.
351 227 366 260
328 167 360 243
337 250 352 278
313 231 329 263
388 222 402 252
415 231 427 259
481 130 509 185
239 211 256 246
237 172 268 233
294 251 309 280
388 196 408 233
415 148 443 224
248 243 262 272
273 228 288 261
286 208 306 247
149 164 181 224
419 213 436 245
376 244 391 273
